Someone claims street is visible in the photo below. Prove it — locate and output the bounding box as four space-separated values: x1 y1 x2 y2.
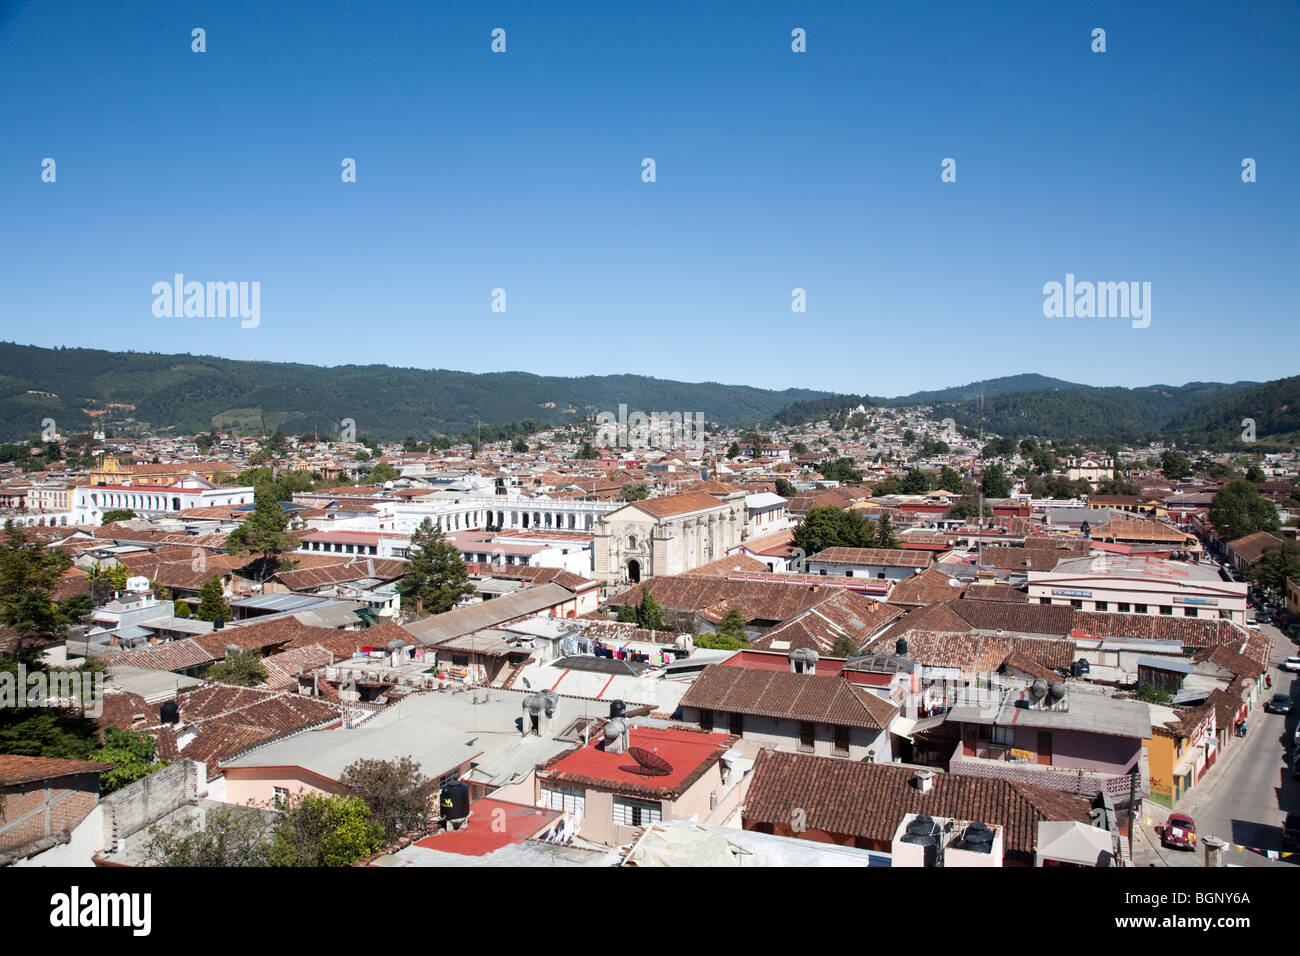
1133 620 1296 868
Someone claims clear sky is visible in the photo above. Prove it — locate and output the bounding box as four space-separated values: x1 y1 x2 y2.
1 0 1296 397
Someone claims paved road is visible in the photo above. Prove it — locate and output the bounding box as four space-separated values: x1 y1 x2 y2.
1133 621 1295 868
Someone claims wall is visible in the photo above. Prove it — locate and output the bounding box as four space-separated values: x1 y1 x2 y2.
100 759 198 846
680 707 890 762
0 775 100 855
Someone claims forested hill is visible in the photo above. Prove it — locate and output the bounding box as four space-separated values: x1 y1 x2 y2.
771 374 1297 447
0 343 826 442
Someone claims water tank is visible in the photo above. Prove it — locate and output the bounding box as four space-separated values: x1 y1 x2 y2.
1030 679 1048 700
384 639 405 653
159 700 180 724
539 689 559 716
523 694 545 713
440 780 470 822
1048 682 1066 703
213 618 225 629
604 717 628 741
906 815 938 837
609 699 627 720
895 638 909 657
126 575 151 593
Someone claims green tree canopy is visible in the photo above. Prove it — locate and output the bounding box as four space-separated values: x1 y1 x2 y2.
268 793 384 867
194 576 231 623
339 757 436 842
100 509 137 525
0 521 75 659
207 648 268 686
226 485 300 578
1209 479 1280 543
398 518 473 615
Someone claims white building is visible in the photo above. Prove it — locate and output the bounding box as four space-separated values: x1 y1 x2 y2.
69 478 256 526
1028 555 1248 623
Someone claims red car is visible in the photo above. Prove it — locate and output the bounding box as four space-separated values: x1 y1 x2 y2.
1157 814 1197 851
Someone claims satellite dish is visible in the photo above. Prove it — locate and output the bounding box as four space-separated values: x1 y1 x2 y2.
622 746 673 777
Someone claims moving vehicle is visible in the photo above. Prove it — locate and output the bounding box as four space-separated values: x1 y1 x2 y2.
1157 813 1197 851
1282 657 1300 673
1266 693 1292 714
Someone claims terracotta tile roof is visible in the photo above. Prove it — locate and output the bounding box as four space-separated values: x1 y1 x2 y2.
0 754 115 785
680 664 897 730
961 584 1030 603
741 749 1092 862
626 492 731 518
749 591 903 656
259 645 335 690
809 547 932 568
271 558 408 591
1226 531 1285 563
888 567 967 606
978 546 1070 572
610 577 828 624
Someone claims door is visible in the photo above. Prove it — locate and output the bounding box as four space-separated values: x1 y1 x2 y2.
1037 731 1053 766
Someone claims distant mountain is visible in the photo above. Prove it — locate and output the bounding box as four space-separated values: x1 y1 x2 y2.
0 343 827 442
892 374 1083 405
769 373 1293 446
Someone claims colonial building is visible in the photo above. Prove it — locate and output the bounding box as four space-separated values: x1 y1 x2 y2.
90 455 237 487
593 491 746 582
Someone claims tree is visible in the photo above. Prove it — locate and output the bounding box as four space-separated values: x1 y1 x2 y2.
226 485 300 579
207 649 268 686
100 509 137 525
1209 480 1280 543
774 477 798 498
1245 463 1267 483
1161 451 1192 480
831 634 859 658
369 462 399 483
715 607 749 644
693 632 748 650
900 469 930 495
726 442 742 459
575 442 599 460
1249 543 1300 600
0 521 74 660
142 804 273 867
981 464 1011 499
937 466 964 493
875 513 898 549
512 438 529 453
194 576 231 623
620 483 648 502
1136 683 1172 705
793 506 847 556
339 757 436 842
398 518 473 615
818 457 862 484
92 728 166 794
268 793 384 867
634 593 668 631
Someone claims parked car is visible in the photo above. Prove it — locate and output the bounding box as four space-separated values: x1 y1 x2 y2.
1266 693 1292 714
1282 657 1300 673
1157 813 1197 851
1284 813 1300 851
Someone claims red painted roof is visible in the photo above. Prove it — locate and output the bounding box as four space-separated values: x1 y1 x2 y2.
544 726 731 793
412 798 560 856
722 649 846 676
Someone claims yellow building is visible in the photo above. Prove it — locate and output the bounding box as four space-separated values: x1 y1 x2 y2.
90 456 236 487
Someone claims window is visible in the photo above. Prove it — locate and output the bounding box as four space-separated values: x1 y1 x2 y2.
1070 599 1082 610
541 786 585 815
1184 607 1198 617
730 712 744 735
1118 602 1131 612
1134 603 1148 614
699 709 713 732
800 721 816 752
1095 601 1108 612
833 725 850 755
1160 605 1173 616
273 787 289 810
612 796 661 827
992 726 1014 747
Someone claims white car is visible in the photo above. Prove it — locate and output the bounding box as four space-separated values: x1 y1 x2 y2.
1284 657 1300 672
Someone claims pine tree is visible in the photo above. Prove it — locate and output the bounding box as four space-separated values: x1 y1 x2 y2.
194 576 231 623
876 513 898 549
0 521 74 660
398 518 473 615
226 484 300 579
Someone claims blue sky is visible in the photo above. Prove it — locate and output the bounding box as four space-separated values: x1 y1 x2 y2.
1 0 1296 397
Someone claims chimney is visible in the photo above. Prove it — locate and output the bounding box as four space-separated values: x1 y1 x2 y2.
914 770 935 794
